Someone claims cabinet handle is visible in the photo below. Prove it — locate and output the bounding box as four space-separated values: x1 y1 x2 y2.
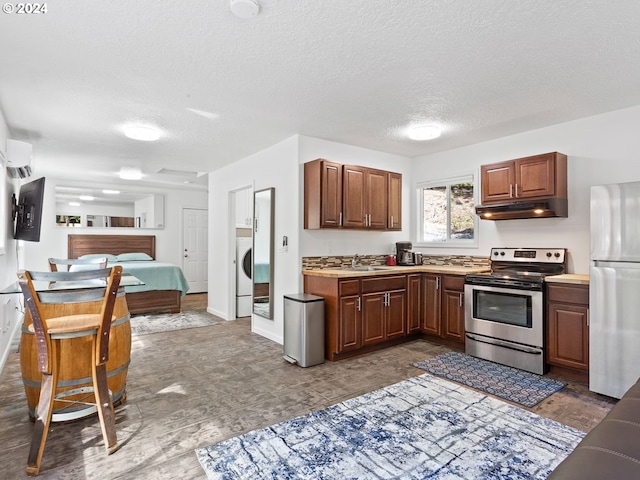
385 292 389 306
509 184 513 198
390 215 394 227
459 293 463 307
339 212 343 226
586 308 589 326
436 277 440 290
357 297 361 311
515 183 519 197
254 218 258 233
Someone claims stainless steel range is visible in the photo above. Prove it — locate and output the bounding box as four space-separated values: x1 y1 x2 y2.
465 247 566 375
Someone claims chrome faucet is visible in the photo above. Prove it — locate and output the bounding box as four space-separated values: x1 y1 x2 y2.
352 253 361 268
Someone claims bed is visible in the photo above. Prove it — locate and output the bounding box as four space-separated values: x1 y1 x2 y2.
67 234 189 314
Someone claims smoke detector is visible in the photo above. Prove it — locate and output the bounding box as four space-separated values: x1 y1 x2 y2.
230 0 260 18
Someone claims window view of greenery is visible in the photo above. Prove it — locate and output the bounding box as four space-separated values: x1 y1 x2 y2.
421 179 475 244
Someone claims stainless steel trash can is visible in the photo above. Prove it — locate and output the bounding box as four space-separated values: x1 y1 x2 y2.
283 293 325 367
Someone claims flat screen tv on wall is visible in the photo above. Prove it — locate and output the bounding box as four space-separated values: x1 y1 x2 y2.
13 177 46 242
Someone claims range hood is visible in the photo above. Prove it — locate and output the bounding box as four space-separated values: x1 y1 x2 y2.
475 197 568 220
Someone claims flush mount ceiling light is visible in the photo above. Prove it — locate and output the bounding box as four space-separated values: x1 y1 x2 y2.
69 202 80 207
119 168 143 180
78 195 94 201
230 0 260 18
408 125 442 141
102 189 120 194
123 124 162 142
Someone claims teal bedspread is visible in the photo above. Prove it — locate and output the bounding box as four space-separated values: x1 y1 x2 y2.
113 261 190 296
254 263 270 284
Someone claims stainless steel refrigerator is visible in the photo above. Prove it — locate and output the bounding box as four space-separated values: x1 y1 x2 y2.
590 181 640 399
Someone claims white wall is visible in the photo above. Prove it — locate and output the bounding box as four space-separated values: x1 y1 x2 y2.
412 104 640 274
0 108 23 373
22 176 208 271
298 135 413 258
208 135 300 343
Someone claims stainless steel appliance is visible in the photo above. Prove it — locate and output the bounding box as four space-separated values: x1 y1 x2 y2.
396 241 415 266
590 181 640 399
465 247 566 375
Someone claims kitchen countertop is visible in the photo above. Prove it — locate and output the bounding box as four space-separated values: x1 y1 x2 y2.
302 265 490 278
545 274 589 285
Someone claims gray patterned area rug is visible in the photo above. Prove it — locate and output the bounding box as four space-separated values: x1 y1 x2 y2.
196 374 583 479
129 311 220 336
413 351 566 408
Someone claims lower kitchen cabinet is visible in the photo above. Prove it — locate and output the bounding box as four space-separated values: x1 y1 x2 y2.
546 283 589 373
407 274 421 334
421 273 465 347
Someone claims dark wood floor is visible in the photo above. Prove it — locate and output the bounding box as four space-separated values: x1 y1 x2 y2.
0 293 616 479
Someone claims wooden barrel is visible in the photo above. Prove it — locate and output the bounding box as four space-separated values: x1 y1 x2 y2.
19 289 131 421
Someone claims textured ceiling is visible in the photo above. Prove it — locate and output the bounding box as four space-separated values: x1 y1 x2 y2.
2 0 640 189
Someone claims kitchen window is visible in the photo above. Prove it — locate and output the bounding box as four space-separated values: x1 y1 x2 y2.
416 174 477 247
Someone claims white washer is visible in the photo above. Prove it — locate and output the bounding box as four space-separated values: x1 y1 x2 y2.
236 237 252 317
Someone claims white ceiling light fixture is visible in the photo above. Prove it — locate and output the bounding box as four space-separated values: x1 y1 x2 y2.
103 189 120 194
230 0 260 18
69 202 81 207
408 125 442 141
78 195 94 201
119 168 143 180
122 124 162 142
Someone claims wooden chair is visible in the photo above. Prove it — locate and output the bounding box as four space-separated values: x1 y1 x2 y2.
17 266 123 476
48 257 108 272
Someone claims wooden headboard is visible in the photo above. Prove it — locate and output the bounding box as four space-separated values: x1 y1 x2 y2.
68 235 156 259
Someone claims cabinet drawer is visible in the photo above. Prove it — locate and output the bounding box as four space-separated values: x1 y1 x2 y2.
361 275 406 294
339 279 361 296
443 275 465 291
547 284 589 305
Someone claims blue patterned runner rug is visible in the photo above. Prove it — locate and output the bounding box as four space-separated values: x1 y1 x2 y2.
196 374 583 479
413 351 566 407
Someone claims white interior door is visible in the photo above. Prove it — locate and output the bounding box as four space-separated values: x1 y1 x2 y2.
182 207 208 293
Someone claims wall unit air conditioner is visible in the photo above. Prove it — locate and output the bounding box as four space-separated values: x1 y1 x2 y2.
6 139 33 178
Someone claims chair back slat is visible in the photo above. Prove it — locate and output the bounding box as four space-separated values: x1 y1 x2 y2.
49 257 108 272
37 288 107 305
28 267 112 283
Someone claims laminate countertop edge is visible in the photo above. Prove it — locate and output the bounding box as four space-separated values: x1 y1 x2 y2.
545 274 590 285
302 265 490 278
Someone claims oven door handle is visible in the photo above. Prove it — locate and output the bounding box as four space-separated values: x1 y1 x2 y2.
465 333 542 355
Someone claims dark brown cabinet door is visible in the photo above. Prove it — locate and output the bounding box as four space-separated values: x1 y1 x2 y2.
342 165 367 228
547 302 589 371
304 159 343 229
481 161 515 204
515 154 556 199
386 290 407 339
362 293 385 346
365 168 388 229
338 294 362 353
442 289 465 343
320 161 343 227
407 274 421 333
387 172 402 230
421 273 441 335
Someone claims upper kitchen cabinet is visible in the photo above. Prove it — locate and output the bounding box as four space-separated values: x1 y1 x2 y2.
304 159 402 231
480 152 567 205
343 165 387 229
387 172 402 230
304 159 343 229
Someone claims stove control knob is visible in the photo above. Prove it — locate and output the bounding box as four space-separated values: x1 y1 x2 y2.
500 251 505 256
554 252 561 258
493 251 499 256
546 252 552 257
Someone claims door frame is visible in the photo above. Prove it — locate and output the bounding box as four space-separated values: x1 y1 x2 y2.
229 185 253 320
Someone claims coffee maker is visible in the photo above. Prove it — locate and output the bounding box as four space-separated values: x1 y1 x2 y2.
396 241 414 266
